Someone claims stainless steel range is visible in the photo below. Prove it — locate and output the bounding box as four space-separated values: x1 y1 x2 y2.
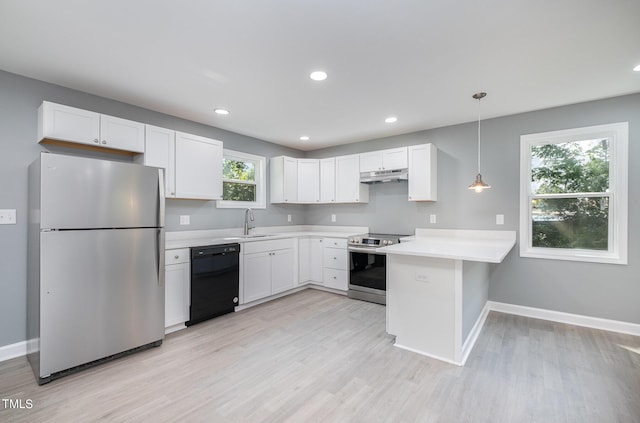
347 233 407 305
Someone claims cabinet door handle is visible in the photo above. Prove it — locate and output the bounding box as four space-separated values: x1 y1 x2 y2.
93 138 99 144
174 255 179 259
102 140 107 145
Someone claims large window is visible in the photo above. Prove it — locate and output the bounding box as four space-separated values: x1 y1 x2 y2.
519 122 628 264
216 149 266 209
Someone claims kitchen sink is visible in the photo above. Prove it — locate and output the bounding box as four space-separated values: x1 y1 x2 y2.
222 234 271 240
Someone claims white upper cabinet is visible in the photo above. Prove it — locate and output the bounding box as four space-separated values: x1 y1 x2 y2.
297 159 320 203
99 115 145 152
335 154 369 203
38 101 144 153
270 156 299 203
408 143 437 201
174 131 223 200
359 151 383 173
359 147 408 172
138 125 176 198
320 158 336 203
138 126 222 200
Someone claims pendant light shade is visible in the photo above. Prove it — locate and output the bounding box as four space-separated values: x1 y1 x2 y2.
468 92 491 192
469 173 491 192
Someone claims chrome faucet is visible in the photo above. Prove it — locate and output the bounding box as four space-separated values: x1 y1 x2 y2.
244 208 255 235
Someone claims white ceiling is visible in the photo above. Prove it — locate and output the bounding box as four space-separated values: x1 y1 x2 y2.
1 0 639 151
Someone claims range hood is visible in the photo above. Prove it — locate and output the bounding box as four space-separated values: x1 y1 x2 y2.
360 168 408 184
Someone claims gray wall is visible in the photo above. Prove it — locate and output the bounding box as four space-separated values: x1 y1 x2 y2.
0 70 304 347
305 93 640 324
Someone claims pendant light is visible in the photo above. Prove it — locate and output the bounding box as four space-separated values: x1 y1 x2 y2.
468 92 491 193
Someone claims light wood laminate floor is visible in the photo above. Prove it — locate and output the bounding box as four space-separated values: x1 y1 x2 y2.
1 289 639 422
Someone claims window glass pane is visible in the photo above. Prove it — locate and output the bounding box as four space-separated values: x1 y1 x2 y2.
531 197 608 250
223 159 255 182
223 181 256 202
531 139 609 194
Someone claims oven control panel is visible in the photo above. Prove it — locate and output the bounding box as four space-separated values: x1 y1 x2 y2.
349 237 398 246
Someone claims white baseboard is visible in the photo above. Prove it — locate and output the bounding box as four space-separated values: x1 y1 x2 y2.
306 284 348 296
460 302 491 365
0 339 36 362
165 323 187 335
488 301 640 337
393 342 461 366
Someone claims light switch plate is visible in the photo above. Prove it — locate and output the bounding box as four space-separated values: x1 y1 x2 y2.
429 214 437 224
331 214 336 222
179 215 190 225
287 214 292 222
496 214 504 225
0 209 17 225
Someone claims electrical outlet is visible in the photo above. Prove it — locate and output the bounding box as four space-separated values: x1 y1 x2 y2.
429 214 437 224
496 214 504 225
0 209 16 225
415 273 429 282
331 214 336 222
287 214 292 222
179 215 190 225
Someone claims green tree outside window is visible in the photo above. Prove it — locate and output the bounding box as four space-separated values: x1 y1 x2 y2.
223 159 256 202
530 139 609 250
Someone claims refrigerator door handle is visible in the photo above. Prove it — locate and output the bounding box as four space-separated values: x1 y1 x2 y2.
158 168 165 227
157 228 165 287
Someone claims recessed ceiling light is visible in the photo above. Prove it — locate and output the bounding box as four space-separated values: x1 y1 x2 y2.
385 116 398 123
634 64 640 72
309 71 327 81
214 108 230 115
299 136 310 141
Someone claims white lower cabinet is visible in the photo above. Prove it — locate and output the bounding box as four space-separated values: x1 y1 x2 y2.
271 249 296 294
323 268 348 291
164 248 190 331
243 252 272 303
242 238 297 303
298 237 324 285
322 238 349 291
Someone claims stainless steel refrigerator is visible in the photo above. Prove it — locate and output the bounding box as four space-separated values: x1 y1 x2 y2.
27 152 165 384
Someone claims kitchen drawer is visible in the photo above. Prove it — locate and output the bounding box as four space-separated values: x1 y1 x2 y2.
243 238 295 255
323 247 347 270
323 238 347 248
165 248 190 265
323 268 348 291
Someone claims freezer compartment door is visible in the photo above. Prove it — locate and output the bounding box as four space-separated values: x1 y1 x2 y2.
39 228 164 378
40 153 163 229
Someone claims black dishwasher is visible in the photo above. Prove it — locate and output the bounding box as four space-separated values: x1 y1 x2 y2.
187 243 240 326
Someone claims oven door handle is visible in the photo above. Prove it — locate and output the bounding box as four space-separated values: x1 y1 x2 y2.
348 246 385 254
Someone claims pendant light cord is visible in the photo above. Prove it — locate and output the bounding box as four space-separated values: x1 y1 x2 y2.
477 96 482 174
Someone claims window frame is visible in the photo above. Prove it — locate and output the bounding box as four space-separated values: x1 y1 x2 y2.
519 122 628 264
216 149 266 209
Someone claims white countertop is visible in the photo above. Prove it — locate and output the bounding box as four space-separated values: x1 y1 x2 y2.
379 229 516 263
165 225 368 250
